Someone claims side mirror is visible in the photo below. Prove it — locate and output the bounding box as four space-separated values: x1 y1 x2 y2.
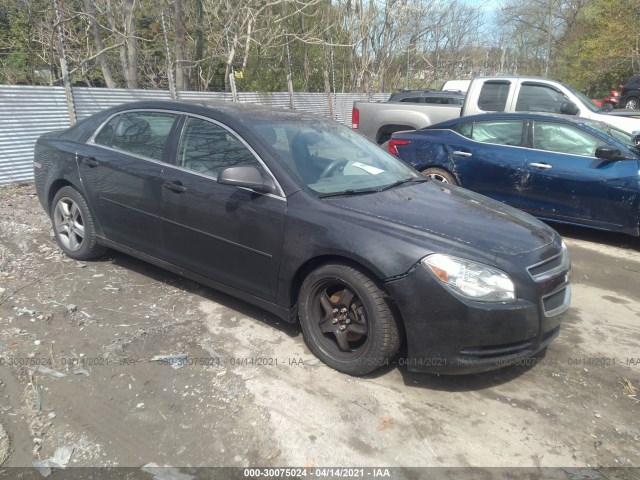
595 145 623 161
633 133 640 147
560 101 579 116
217 165 279 195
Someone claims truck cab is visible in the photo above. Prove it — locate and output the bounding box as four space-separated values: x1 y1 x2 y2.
464 77 640 134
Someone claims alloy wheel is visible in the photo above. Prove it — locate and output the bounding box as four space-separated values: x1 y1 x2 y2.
53 197 85 252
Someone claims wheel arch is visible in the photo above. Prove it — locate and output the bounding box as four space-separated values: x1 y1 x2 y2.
46 179 79 214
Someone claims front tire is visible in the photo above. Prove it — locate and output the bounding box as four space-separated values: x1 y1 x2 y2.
298 263 400 376
422 167 458 185
51 186 105 260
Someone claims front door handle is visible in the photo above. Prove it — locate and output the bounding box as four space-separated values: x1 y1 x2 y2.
81 156 99 167
162 181 187 193
452 151 472 157
529 162 552 169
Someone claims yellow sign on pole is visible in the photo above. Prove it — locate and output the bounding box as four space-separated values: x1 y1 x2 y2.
235 70 244 79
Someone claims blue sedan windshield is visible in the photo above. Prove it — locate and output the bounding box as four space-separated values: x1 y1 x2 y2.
587 121 640 153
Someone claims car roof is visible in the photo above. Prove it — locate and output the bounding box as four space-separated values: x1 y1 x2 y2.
94 99 326 125
426 112 606 130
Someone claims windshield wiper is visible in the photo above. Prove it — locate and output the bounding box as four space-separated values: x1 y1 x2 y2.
318 178 425 198
318 189 379 198
377 177 426 192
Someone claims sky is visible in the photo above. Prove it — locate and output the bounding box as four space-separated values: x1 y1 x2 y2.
461 0 502 12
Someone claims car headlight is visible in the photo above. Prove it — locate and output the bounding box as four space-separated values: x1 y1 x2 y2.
422 254 516 302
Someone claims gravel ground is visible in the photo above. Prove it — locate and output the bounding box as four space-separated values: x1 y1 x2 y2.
0 184 639 477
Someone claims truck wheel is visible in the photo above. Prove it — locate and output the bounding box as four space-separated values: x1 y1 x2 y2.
298 263 400 376
624 96 639 110
422 168 458 186
51 186 106 260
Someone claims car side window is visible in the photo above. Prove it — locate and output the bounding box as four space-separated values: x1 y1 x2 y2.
533 121 605 157
96 112 177 161
456 122 473 138
94 115 119 146
178 116 261 178
468 120 524 146
516 84 568 113
478 81 510 111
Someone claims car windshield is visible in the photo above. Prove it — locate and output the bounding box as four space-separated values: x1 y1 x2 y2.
251 117 420 196
587 121 640 154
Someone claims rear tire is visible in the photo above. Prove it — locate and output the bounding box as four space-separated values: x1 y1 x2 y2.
298 263 400 376
422 167 458 185
624 96 639 110
51 186 106 260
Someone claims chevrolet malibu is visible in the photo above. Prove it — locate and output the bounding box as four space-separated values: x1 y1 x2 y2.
33 101 571 376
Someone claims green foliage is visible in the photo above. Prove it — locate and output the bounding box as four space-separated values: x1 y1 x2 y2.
555 0 640 97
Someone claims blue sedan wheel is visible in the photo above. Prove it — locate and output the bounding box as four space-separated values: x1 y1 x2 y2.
423 168 458 185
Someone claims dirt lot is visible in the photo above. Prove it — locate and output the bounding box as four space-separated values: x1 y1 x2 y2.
0 184 639 473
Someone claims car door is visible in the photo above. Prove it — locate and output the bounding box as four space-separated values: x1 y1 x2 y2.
451 118 529 208
159 115 286 302
78 110 179 255
519 119 639 230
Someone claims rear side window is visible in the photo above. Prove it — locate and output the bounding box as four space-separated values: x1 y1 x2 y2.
466 120 524 146
95 111 177 161
478 81 510 111
456 122 473 138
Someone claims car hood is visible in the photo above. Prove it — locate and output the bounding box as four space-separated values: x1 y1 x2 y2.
326 181 556 256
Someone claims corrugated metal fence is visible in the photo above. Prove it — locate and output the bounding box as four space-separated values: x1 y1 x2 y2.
0 85 388 185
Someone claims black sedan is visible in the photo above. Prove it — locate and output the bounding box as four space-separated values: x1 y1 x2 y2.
34 101 570 375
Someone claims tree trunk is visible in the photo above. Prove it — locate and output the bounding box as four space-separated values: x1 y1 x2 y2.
83 0 115 88
193 0 204 90
124 0 138 89
324 47 333 118
174 0 188 90
224 33 237 93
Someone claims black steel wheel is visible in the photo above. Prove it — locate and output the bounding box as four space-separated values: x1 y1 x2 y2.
51 186 105 260
298 263 400 375
422 167 458 185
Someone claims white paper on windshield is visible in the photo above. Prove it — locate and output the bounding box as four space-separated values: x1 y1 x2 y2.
352 162 385 175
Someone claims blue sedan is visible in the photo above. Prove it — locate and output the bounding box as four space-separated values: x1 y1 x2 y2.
388 113 640 236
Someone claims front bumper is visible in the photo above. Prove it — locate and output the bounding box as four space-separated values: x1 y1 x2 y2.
385 259 570 374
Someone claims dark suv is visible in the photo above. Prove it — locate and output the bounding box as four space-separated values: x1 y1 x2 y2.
620 75 640 109
388 89 465 105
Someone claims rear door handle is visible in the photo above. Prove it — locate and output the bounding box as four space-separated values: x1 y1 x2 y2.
162 181 187 193
529 162 552 169
81 156 99 167
452 151 472 157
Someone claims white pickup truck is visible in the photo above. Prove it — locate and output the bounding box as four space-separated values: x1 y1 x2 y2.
352 76 640 143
